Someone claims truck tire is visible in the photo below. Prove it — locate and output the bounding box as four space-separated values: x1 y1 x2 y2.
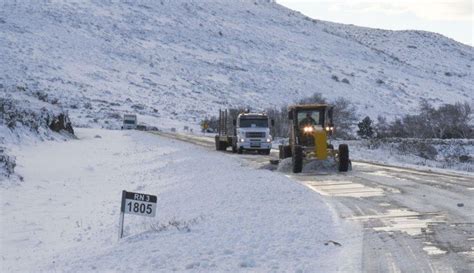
238 147 243 154
338 144 349 172
219 141 227 151
284 145 292 158
292 145 303 173
232 144 237 153
264 149 271 155
215 136 220 150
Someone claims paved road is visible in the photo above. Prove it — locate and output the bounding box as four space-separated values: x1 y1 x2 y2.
153 132 474 272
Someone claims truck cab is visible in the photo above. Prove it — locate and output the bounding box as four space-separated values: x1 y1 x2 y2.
122 114 137 130
234 113 273 155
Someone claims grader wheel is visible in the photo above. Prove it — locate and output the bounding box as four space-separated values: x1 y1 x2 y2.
338 144 349 172
292 145 303 173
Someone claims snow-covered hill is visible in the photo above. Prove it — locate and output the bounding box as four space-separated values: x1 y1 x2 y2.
1 0 472 129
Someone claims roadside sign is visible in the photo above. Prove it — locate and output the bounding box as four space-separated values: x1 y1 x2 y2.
121 191 157 217
119 190 157 239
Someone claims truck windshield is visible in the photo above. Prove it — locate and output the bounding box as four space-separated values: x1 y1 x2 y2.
239 118 268 128
124 120 136 124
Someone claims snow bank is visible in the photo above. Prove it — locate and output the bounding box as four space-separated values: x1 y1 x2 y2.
0 86 75 180
341 139 474 173
0 129 360 272
277 157 339 174
0 86 74 142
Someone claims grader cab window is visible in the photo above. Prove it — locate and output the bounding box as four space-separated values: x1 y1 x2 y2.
297 110 322 128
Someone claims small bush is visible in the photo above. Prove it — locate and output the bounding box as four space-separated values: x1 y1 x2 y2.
384 100 472 139
366 139 382 150
459 155 471 163
0 149 16 177
398 142 438 160
357 116 374 139
149 216 203 233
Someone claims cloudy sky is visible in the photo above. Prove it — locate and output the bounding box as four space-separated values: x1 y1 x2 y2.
277 0 473 46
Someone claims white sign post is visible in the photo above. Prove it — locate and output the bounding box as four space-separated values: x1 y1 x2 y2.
119 190 157 239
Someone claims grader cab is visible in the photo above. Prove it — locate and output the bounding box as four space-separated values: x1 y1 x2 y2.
279 104 350 173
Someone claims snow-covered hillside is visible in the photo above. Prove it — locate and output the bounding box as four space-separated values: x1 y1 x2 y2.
1 0 472 129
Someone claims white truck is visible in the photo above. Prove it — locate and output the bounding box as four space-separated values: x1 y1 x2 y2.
121 114 137 130
215 110 273 155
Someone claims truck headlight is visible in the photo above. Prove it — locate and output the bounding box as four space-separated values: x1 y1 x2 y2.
266 138 271 142
240 138 245 142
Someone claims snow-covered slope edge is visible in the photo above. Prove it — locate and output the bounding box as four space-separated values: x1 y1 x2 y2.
0 128 361 272
0 86 75 182
1 0 472 130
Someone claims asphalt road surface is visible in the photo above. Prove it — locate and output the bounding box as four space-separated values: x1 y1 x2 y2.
153 131 474 272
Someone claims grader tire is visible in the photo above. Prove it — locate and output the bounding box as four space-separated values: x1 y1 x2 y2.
338 144 349 172
279 145 292 159
292 145 303 173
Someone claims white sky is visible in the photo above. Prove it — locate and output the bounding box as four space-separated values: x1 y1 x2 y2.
277 0 473 46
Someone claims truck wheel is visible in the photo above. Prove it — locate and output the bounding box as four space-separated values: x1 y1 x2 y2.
292 145 303 173
232 144 237 153
284 145 292 158
264 149 271 155
219 141 227 151
215 136 220 150
238 148 243 154
338 144 349 172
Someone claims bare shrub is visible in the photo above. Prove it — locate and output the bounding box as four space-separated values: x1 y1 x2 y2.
385 100 472 139
332 97 357 139
398 142 438 160
149 216 203 233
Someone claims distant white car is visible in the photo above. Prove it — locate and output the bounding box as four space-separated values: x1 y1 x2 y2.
122 114 137 130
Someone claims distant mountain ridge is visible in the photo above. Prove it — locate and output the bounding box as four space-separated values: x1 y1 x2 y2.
1 0 472 129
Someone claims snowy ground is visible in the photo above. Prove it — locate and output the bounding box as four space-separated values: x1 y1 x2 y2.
155 131 474 271
0 128 360 272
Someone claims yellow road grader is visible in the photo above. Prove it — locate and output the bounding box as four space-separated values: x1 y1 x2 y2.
279 104 350 173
